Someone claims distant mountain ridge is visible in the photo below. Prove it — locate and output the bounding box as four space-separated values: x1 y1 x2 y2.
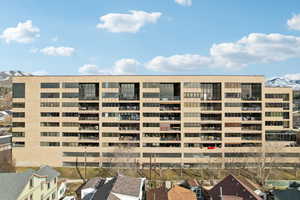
266 76 300 90
0 71 32 87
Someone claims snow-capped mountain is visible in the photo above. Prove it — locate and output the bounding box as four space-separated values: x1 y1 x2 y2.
0 71 31 81
266 76 300 90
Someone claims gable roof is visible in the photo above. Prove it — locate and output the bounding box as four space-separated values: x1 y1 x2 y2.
82 177 105 190
0 170 35 200
208 174 262 200
0 166 60 200
168 185 197 200
36 165 60 182
111 175 144 197
92 177 116 200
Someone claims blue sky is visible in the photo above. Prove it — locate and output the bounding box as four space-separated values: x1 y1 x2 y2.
1 0 300 78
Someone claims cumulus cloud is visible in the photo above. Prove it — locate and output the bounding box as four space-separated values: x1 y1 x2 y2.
40 46 75 56
146 33 300 72
0 20 40 43
79 58 140 75
287 14 300 31
175 0 192 6
146 54 212 72
284 73 300 80
96 10 162 33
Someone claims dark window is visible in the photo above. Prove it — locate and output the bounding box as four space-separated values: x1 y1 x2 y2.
40 102 60 107
41 132 60 137
40 122 59 127
62 82 79 88
40 142 60 147
62 102 78 107
40 83 60 88
79 83 99 100
12 132 25 137
102 92 119 98
62 112 78 117
12 83 25 98
12 102 25 108
41 93 60 98
143 93 159 98
41 112 60 117
12 122 25 127
102 82 119 88
62 93 79 98
13 112 25 118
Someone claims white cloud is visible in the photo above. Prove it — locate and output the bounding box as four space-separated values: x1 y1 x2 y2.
32 70 48 75
0 20 40 43
146 54 212 72
284 73 300 80
96 10 162 33
40 46 75 56
287 14 300 31
175 0 192 6
79 58 140 75
146 33 300 72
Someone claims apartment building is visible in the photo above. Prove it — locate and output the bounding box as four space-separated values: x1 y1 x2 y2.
11 75 299 168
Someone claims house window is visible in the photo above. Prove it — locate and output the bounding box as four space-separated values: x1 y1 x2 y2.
12 83 25 98
29 178 33 188
47 182 50 190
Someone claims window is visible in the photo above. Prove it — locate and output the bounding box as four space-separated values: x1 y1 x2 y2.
102 92 119 98
225 93 241 98
12 102 25 108
184 123 201 127
63 152 100 157
12 122 25 127
62 122 78 127
102 103 119 107
41 83 60 88
102 123 119 127
30 178 33 188
62 82 78 88
40 102 60 107
62 93 79 98
41 112 60 117
40 142 60 147
184 102 201 108
225 103 241 107
41 93 60 98
13 141 25 147
13 112 25 118
265 93 289 101
41 132 60 137
12 132 25 137
184 92 201 98
143 103 160 107
183 82 201 88
143 93 159 98
79 83 99 100
62 102 78 107
102 82 119 88
12 83 25 98
62 112 78 117
62 132 79 137
47 182 50 190
143 123 160 127
143 113 160 117
40 122 59 127
184 112 201 118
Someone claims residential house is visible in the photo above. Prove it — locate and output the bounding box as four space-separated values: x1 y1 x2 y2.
168 185 197 200
79 174 145 200
146 187 169 200
207 174 262 200
0 165 60 200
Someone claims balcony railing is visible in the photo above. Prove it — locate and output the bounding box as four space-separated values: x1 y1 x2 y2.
160 96 180 101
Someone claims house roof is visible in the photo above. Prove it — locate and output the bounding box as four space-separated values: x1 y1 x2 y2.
0 166 60 200
0 170 35 200
36 165 60 182
147 187 169 200
92 177 116 200
82 177 105 190
208 174 262 200
111 175 143 197
168 185 197 200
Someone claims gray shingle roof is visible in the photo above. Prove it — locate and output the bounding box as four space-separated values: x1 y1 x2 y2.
111 175 143 197
0 166 60 200
0 170 35 200
36 165 60 182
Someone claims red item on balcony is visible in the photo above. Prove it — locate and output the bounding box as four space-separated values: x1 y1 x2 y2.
207 147 216 149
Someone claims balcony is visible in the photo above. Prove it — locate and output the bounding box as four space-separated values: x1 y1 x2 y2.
79 124 99 131
119 83 140 101
119 135 140 141
160 113 181 121
160 124 181 131
79 83 99 100
119 123 140 131
79 113 99 121
79 133 99 140
79 103 99 111
119 113 140 121
160 104 180 111
119 103 139 111
160 96 180 101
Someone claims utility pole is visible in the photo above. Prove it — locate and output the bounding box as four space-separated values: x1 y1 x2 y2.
84 147 87 182
149 153 152 186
